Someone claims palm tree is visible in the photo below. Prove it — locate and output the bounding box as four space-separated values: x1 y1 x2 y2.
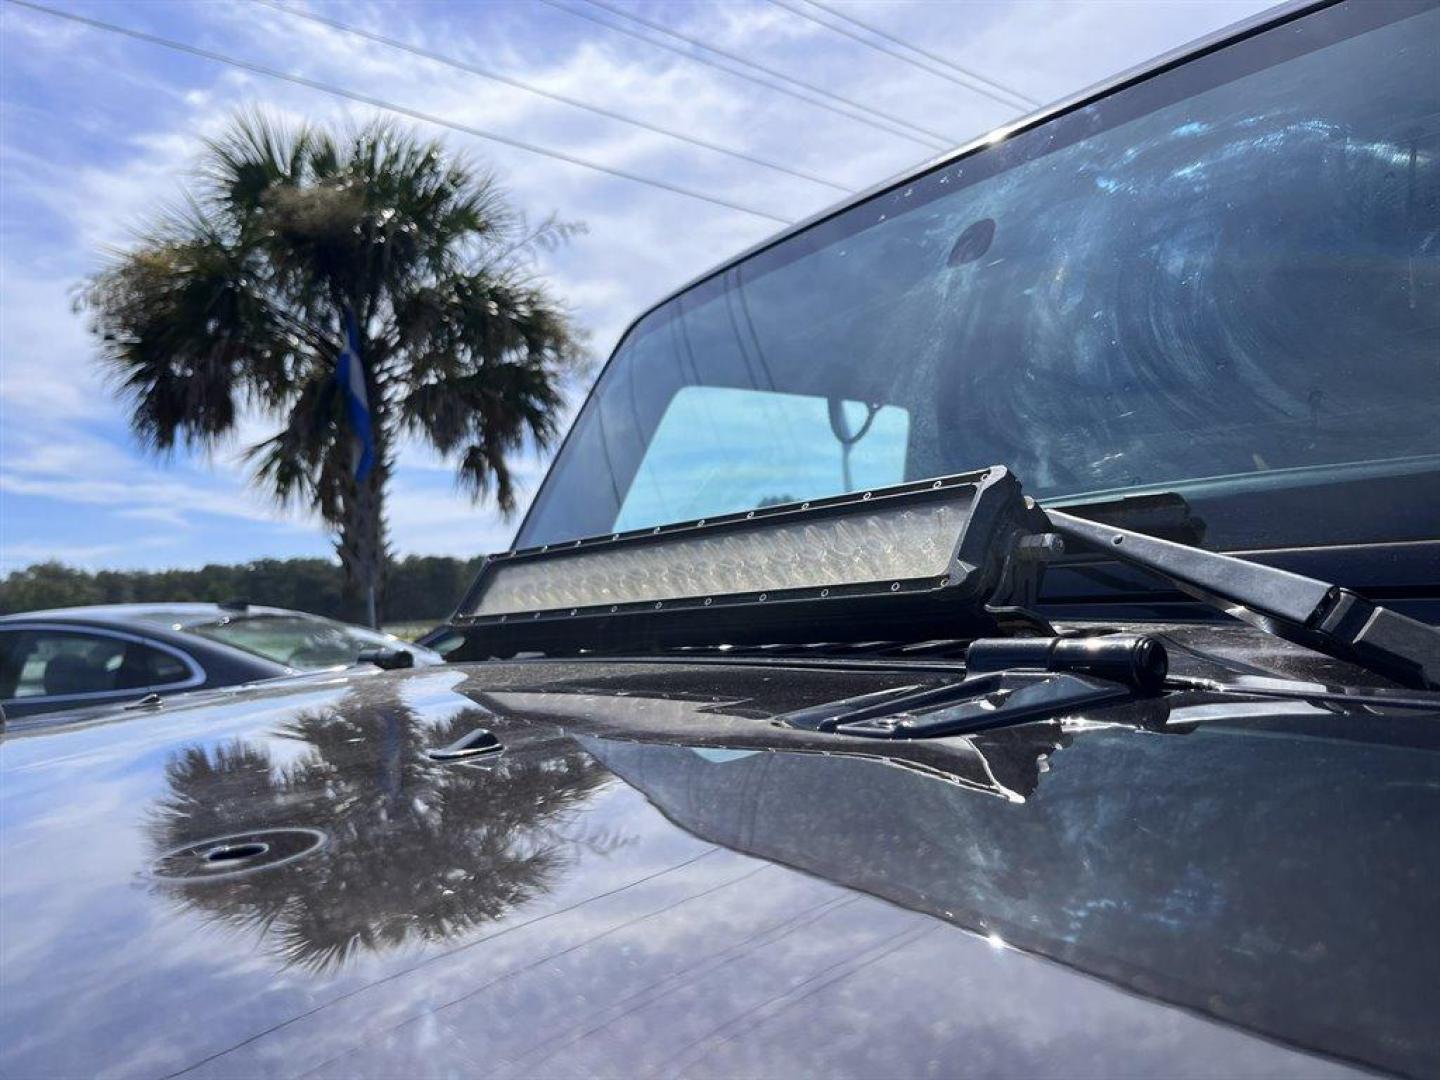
80 112 585 622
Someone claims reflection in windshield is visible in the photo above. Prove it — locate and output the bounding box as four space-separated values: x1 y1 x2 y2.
521 3 1439 551
147 687 611 972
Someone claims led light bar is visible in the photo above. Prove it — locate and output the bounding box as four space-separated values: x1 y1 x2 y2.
472 499 970 617
452 467 1035 658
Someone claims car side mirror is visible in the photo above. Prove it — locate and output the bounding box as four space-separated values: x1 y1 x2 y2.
357 647 415 671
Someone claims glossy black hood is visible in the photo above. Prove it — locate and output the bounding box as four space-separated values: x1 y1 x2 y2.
3 649 1439 1079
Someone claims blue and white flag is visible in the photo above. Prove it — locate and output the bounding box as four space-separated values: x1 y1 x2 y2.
336 308 374 482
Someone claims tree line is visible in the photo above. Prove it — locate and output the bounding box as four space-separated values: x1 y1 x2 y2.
0 557 485 624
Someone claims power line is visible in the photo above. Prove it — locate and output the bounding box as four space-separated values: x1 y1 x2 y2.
794 0 1040 109
541 0 953 151
577 0 962 146
539 0 940 152
3 0 796 225
254 0 854 194
766 0 1031 111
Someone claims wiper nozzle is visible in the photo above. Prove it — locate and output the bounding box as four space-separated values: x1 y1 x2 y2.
966 633 1168 691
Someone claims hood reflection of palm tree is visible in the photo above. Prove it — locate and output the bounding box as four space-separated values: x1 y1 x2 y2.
148 687 612 973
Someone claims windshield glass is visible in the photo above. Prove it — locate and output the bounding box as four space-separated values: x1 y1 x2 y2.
187 615 403 671
520 1 1439 554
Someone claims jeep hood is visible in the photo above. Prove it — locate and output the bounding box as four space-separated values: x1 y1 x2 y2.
3 655 1438 1078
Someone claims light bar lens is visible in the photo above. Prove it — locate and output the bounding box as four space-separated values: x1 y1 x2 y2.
470 498 970 617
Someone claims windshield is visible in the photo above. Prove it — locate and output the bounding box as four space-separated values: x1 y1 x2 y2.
520 1 1439 554
187 615 406 671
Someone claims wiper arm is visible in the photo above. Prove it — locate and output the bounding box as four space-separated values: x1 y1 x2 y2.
1038 507 1440 691
777 633 1169 739
1046 490 1207 545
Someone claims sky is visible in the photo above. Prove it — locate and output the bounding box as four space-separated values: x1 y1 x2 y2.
0 0 1273 574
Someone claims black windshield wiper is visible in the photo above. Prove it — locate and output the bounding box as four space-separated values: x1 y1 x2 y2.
1045 490 1207 546
1033 507 1440 691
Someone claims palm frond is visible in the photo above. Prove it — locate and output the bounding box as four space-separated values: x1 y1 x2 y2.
199 108 309 221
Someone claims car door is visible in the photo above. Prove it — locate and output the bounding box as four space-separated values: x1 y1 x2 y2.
0 624 205 719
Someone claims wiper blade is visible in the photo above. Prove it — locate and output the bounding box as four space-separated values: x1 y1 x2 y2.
1038 507 1440 691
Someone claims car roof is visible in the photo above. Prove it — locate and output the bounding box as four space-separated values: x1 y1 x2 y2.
0 603 320 628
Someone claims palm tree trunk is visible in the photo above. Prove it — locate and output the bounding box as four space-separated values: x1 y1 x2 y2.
336 323 386 628
336 465 387 627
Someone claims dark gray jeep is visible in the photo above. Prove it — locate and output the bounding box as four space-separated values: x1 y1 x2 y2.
3 2 1439 1076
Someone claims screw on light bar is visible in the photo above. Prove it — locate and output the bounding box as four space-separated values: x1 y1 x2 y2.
451 467 1040 657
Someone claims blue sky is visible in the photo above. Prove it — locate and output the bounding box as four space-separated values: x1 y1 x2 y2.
0 0 1270 573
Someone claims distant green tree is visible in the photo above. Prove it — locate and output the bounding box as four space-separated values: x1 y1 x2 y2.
0 562 105 612
79 112 585 623
384 554 477 621
0 557 484 623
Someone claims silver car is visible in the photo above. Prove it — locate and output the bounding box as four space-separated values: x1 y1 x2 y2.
0 602 442 719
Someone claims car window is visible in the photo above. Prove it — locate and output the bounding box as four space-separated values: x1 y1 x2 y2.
0 628 195 700
140 648 190 685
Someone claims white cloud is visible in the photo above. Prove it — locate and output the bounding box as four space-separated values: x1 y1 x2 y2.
0 267 108 420
0 424 308 528
112 505 192 528
0 535 178 571
385 483 523 558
